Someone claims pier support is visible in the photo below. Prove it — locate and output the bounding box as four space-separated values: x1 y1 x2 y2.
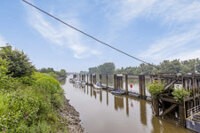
179 103 186 127
114 74 117 89
139 75 146 99
125 74 128 94
106 74 108 88
99 74 102 84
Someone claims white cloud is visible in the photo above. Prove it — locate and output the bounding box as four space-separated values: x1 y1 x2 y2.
116 0 157 23
122 0 200 62
26 5 101 59
140 27 200 62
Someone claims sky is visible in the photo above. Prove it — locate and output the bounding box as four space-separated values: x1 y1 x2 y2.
0 0 200 72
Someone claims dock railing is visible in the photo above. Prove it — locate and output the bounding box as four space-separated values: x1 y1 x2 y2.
187 105 200 121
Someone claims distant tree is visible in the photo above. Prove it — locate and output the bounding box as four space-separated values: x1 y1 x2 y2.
57 69 67 78
88 67 98 74
39 67 67 79
0 45 34 77
98 62 115 74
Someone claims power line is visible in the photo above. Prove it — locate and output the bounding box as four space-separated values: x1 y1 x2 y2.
22 0 156 68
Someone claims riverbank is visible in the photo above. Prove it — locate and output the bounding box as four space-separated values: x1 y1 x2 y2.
59 98 84 133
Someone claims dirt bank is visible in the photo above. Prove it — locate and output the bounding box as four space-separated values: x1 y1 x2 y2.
59 98 84 133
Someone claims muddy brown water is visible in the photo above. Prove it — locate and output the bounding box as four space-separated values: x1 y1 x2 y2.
63 78 192 133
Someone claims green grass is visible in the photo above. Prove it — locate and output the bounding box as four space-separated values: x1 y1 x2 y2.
0 72 68 133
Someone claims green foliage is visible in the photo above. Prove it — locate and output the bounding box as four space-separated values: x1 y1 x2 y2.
115 58 200 74
89 62 115 74
39 68 67 80
0 92 40 132
0 72 66 132
0 58 16 91
0 46 67 132
172 88 190 102
33 72 64 108
148 81 164 97
0 45 35 77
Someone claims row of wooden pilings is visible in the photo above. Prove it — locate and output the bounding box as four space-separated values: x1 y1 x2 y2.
72 73 200 130
74 73 147 99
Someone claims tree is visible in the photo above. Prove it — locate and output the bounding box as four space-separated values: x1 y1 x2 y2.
98 62 115 74
0 45 34 77
88 67 98 74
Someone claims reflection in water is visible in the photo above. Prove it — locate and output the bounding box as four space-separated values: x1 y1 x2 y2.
93 89 97 99
65 80 191 133
114 96 124 110
90 87 92 97
106 91 109 106
140 100 147 125
100 90 102 103
87 86 89 94
126 97 129 116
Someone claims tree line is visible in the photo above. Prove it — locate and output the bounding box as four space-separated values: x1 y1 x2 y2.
88 59 200 75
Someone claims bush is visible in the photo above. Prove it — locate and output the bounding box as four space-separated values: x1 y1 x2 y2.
172 88 190 102
0 92 40 132
148 81 164 97
0 46 35 77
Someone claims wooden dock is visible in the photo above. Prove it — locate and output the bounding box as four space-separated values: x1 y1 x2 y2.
72 73 200 131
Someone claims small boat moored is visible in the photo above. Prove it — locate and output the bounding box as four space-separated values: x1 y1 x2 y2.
93 82 103 89
111 88 126 95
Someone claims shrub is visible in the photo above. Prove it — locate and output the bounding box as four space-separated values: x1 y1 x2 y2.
0 92 40 132
172 88 190 102
148 81 164 97
0 46 35 77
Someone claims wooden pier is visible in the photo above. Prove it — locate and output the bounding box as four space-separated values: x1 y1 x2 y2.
73 73 200 131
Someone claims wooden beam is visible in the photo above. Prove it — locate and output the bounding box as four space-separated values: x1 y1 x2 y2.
164 80 177 90
160 104 177 117
160 97 178 104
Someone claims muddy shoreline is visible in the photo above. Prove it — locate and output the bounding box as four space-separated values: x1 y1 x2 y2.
59 98 84 133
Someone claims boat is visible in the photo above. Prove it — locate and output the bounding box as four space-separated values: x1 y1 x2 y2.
111 88 126 95
93 82 103 89
81 81 86 85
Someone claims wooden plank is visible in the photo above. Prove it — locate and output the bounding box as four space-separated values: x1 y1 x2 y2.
160 97 178 104
164 80 177 90
160 104 177 116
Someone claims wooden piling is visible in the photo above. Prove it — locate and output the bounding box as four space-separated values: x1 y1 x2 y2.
125 74 128 94
114 74 117 89
87 74 88 84
99 74 102 84
139 75 146 99
106 74 108 88
179 103 186 127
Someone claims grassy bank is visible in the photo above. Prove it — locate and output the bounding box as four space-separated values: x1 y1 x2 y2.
0 72 67 133
0 46 68 133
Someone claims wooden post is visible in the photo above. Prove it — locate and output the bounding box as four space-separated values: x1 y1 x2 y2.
106 74 108 88
114 74 117 89
139 75 146 99
125 74 128 94
90 74 92 85
152 97 159 116
99 74 102 84
87 74 89 84
179 103 186 127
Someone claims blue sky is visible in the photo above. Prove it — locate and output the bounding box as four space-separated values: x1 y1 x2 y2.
0 0 200 72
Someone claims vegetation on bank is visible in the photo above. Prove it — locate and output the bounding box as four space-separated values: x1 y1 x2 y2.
0 46 67 133
38 67 67 81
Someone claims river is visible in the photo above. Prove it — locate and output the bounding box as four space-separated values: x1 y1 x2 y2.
63 78 192 133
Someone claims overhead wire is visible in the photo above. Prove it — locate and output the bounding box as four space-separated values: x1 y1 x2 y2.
22 0 157 68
